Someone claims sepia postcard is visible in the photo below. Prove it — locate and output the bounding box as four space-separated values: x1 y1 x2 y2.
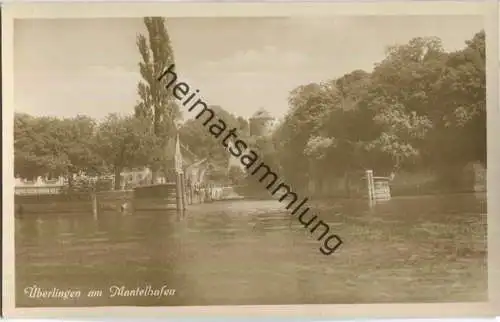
2 0 500 319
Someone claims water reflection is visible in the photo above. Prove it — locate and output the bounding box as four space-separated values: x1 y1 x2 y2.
15 194 487 307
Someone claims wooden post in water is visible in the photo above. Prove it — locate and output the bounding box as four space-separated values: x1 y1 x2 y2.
366 170 375 202
187 177 193 205
175 173 182 211
180 173 187 210
174 131 186 212
91 192 98 219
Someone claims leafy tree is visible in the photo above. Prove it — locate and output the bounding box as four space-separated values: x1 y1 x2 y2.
236 116 250 136
274 82 333 188
227 165 246 185
276 30 485 194
14 113 101 184
135 17 179 183
179 105 249 168
59 115 104 180
432 31 485 159
363 37 445 171
15 113 59 180
94 114 159 190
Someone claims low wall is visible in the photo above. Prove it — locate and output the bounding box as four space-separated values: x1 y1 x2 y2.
15 191 135 215
15 193 92 214
133 184 179 211
134 184 176 199
14 185 182 215
95 190 134 212
15 185 64 195
15 182 243 215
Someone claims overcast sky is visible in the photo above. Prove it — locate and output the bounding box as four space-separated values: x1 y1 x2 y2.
14 16 483 121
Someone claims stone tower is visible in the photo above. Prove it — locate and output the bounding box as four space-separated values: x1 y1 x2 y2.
249 108 274 137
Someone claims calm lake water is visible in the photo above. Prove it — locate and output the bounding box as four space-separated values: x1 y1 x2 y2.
15 193 487 307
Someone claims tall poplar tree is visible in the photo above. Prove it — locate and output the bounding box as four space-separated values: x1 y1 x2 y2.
135 17 180 183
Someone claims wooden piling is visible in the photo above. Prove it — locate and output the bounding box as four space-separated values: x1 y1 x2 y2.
365 170 392 203
180 173 187 210
175 173 182 211
91 192 98 219
366 170 374 202
187 180 193 205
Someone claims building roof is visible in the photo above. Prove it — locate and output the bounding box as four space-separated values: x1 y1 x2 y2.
251 108 273 119
164 136 198 165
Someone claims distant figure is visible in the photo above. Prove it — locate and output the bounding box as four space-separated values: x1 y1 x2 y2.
192 182 200 203
186 178 193 205
17 204 24 216
206 184 212 202
120 202 128 213
213 185 223 200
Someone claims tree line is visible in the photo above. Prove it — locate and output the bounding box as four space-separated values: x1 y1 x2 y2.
15 113 160 189
183 31 486 195
14 19 485 196
264 30 486 194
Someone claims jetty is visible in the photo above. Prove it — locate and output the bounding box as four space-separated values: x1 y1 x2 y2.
364 169 392 203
